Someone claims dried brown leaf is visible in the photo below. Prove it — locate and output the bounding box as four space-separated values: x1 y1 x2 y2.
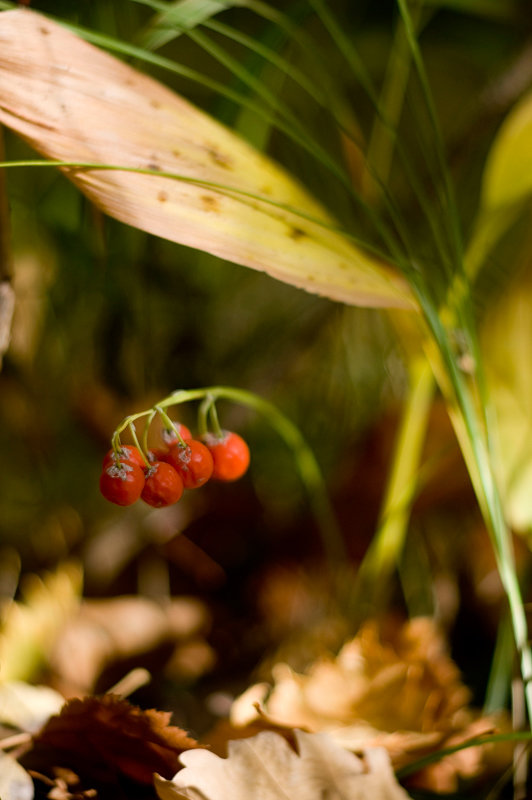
0 9 415 311
22 695 200 786
154 730 413 800
230 617 510 791
50 595 210 693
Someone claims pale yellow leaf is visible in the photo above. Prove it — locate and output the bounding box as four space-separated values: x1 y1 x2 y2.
482 267 532 533
0 9 415 311
465 90 532 280
154 730 413 800
482 89 532 210
0 681 64 732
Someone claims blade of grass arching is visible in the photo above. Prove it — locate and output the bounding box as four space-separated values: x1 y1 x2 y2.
137 0 335 115
201 19 326 111
19 0 338 177
222 25 294 150
351 356 434 618
134 0 233 50
484 615 514 713
395 0 463 270
392 5 532 716
397 731 532 780
418 291 532 727
156 386 348 568
139 0 428 265
0 155 414 311
306 0 458 287
76 0 403 259
363 3 429 200
0 159 396 265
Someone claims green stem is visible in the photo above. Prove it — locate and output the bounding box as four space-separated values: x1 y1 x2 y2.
128 422 151 468
208 400 224 439
142 408 158 454
420 295 532 726
354 356 434 613
156 386 346 566
155 405 188 447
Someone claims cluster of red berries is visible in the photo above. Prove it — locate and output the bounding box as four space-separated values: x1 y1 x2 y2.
100 423 250 508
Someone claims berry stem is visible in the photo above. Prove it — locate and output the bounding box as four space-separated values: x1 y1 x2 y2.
197 395 213 438
155 405 188 447
142 408 158 454
198 394 223 439
159 386 347 567
208 400 224 439
128 422 151 469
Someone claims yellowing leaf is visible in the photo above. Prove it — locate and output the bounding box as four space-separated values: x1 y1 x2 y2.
465 90 532 280
482 89 532 210
482 267 532 533
154 730 413 800
0 9 414 311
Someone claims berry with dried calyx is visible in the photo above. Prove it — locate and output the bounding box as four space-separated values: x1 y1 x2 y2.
162 423 192 447
204 431 250 482
167 439 213 489
100 462 145 506
141 461 184 507
102 445 146 470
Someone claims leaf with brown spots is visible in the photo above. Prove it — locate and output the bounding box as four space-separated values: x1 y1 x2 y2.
0 9 416 311
21 695 201 789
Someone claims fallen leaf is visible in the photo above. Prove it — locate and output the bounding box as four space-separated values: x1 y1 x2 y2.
21 694 200 787
0 681 64 733
230 617 510 791
49 595 211 694
0 9 415 311
154 730 413 800
0 751 34 800
0 562 82 682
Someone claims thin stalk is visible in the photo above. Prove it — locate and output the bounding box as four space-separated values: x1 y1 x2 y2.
396 0 464 269
419 292 532 726
0 158 405 268
397 731 532 780
156 386 346 566
354 356 434 611
110 386 346 569
364 5 424 199
307 0 457 283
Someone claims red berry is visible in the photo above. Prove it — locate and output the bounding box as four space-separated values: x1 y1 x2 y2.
167 439 213 489
100 462 145 506
162 423 192 447
102 445 145 470
141 461 184 507
147 447 170 464
204 431 250 482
